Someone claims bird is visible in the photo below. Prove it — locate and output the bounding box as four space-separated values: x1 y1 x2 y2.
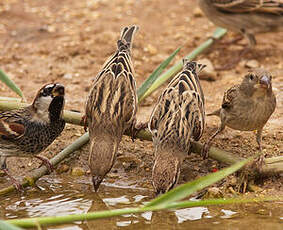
85 25 139 192
198 0 283 47
202 68 276 163
148 60 206 195
0 83 65 190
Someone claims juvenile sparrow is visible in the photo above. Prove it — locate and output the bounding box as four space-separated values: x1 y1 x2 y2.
85 25 139 191
198 0 283 47
0 83 65 190
148 60 206 195
203 68 276 162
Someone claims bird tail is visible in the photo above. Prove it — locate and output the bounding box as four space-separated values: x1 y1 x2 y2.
118 25 139 51
207 109 221 117
182 59 206 103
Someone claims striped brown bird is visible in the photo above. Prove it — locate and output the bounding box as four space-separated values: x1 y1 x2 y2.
85 25 139 191
0 83 65 190
148 60 206 195
198 0 283 47
202 68 276 162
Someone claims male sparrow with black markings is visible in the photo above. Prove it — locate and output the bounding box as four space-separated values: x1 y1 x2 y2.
0 83 65 190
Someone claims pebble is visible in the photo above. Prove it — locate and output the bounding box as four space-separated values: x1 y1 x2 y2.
144 44 157 56
245 59 260 68
57 164 70 174
63 73 73 79
198 58 218 81
204 187 223 199
71 167 85 176
193 7 203 17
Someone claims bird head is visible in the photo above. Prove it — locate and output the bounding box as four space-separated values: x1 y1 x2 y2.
242 69 273 96
88 133 119 192
152 149 181 196
32 83 65 123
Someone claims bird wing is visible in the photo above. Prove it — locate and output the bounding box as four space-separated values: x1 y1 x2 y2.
86 26 138 133
221 84 240 109
210 0 283 14
149 61 205 150
0 110 26 139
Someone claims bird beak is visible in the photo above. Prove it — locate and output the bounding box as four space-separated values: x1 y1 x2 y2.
52 84 65 97
259 75 270 89
92 176 103 192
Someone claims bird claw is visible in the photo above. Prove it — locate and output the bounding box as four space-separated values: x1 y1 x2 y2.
36 156 54 174
81 115 88 132
2 168 24 192
236 171 249 193
253 154 266 173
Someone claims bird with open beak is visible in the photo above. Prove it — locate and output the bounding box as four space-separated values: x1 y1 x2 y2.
203 68 276 166
0 83 65 190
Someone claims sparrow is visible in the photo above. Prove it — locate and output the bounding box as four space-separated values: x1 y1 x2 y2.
202 68 276 162
85 25 139 191
148 60 206 195
0 83 65 190
198 0 283 47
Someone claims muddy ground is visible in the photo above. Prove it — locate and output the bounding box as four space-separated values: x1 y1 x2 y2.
0 0 282 196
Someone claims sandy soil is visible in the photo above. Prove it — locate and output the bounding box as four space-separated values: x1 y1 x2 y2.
0 0 282 195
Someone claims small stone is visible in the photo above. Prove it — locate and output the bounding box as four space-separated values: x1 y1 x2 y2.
0 170 5 177
198 58 218 81
204 187 223 199
144 44 157 56
71 167 85 176
193 7 203 17
57 164 70 174
245 59 259 68
63 73 73 79
107 173 119 179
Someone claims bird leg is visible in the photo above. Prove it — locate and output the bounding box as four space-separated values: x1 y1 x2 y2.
81 114 88 132
35 156 54 174
202 123 225 159
2 168 23 191
1 157 23 191
215 46 251 70
213 34 245 47
254 128 265 171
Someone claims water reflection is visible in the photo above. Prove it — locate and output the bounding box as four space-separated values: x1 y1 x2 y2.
0 175 282 230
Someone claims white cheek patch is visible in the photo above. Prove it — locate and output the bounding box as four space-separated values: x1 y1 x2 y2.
32 95 53 123
44 84 55 90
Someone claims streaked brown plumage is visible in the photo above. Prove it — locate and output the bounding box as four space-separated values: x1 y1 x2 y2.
202 68 276 160
149 60 206 195
198 0 283 46
85 25 138 191
0 83 65 190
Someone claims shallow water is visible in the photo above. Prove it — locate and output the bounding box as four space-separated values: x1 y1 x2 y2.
0 175 282 230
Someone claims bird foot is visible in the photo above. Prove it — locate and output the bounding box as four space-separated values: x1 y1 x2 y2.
236 171 249 193
131 122 148 142
2 168 23 191
36 156 54 174
253 154 266 173
81 115 88 132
